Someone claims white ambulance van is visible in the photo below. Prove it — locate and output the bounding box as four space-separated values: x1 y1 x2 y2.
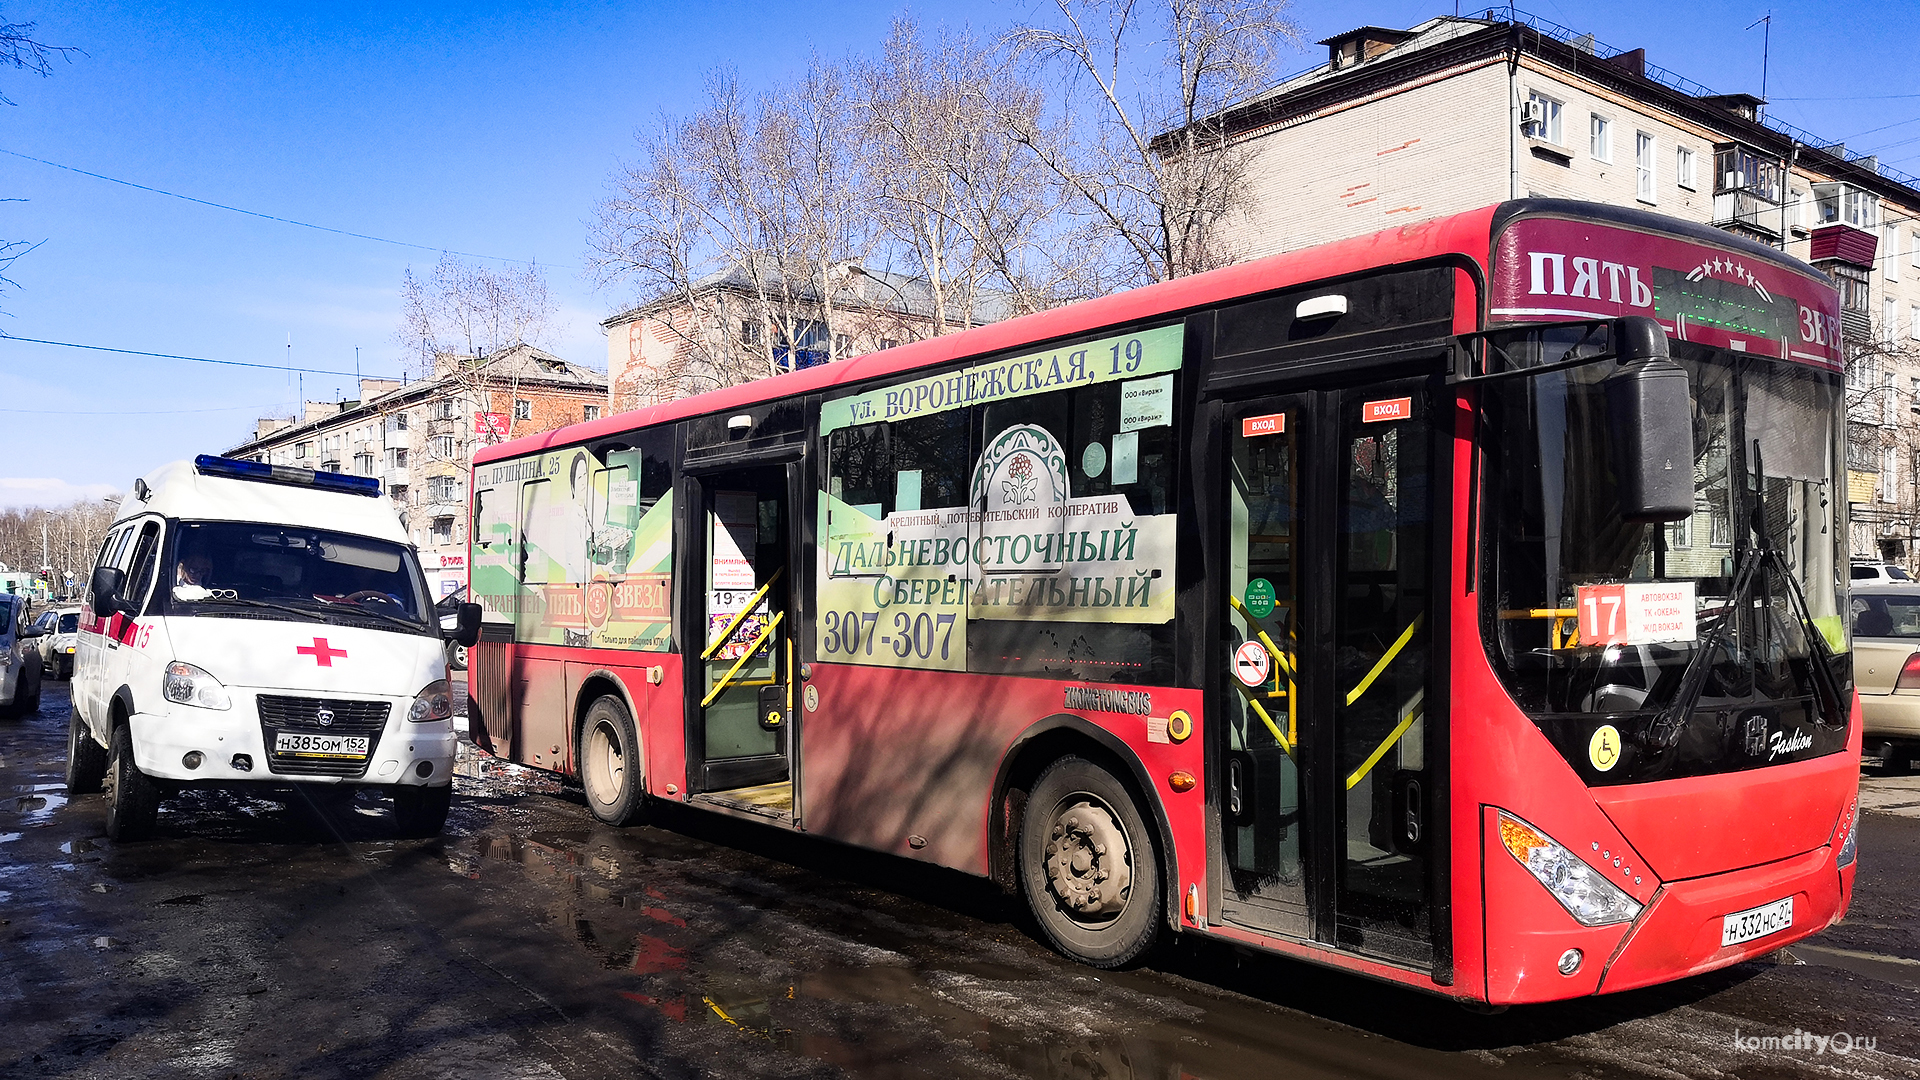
65 455 481 840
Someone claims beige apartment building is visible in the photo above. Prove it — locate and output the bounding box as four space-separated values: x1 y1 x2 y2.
226 345 606 592
602 262 1013 412
1208 11 1920 562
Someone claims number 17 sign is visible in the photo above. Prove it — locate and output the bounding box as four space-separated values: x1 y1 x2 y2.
1575 582 1698 647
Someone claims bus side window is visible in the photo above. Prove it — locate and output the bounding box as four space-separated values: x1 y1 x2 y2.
519 478 551 584
825 422 891 576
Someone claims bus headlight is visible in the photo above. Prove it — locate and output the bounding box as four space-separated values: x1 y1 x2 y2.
409 679 453 723
1497 810 1642 927
1835 799 1860 870
163 661 232 710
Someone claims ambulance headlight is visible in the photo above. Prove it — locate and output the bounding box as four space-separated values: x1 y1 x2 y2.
409 679 453 723
163 661 232 711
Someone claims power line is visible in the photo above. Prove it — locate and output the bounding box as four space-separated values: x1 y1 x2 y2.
0 333 397 379
0 146 567 268
0 403 283 416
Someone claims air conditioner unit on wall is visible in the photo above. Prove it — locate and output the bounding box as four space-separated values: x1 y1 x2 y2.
1520 100 1545 128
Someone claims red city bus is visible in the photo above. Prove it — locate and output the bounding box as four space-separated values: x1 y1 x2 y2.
465 199 1858 1005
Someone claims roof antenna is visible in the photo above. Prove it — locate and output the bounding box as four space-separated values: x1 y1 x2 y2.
1745 11 1772 121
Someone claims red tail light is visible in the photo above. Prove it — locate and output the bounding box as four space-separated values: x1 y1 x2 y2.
1897 653 1920 690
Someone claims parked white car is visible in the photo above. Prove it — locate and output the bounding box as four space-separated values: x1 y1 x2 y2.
66 455 481 840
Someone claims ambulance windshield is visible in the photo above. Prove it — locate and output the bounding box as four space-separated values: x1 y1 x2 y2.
167 521 433 632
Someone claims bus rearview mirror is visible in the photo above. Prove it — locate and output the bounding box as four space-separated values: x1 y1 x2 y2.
1604 316 1695 524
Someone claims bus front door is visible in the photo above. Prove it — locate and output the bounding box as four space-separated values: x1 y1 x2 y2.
689 465 796 810
1217 381 1438 970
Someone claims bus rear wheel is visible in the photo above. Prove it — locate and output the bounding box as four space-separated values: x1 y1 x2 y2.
580 695 646 827
1019 755 1161 969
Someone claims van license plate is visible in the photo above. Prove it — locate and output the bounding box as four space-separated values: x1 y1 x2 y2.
274 732 370 758
1721 897 1793 947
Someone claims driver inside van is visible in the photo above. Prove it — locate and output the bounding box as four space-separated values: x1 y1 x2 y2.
173 551 215 601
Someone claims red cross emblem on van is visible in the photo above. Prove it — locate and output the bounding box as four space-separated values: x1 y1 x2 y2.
297 638 349 667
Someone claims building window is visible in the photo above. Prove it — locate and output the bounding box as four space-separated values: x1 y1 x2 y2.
1590 114 1611 161
1886 370 1899 425
584 405 602 421
740 319 762 346
432 435 456 459
1668 515 1692 551
1715 145 1780 202
320 460 340 474
387 447 408 469
354 452 374 475
1675 146 1696 190
1912 230 1920 269
1885 445 1901 504
435 399 457 420
1813 182 1879 229
1888 226 1902 281
834 333 852 358
430 516 454 545
1911 307 1920 342
387 413 408 433
428 475 456 503
295 442 310 459
512 399 532 421
1887 297 1900 343
390 484 408 504
1909 376 1919 412
1635 132 1655 203
1524 91 1562 144
879 338 900 351
1832 264 1870 313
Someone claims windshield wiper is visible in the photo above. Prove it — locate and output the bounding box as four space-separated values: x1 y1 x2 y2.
187 596 325 623
297 597 428 632
1646 543 1764 749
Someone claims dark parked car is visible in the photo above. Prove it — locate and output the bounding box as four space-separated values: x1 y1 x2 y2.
0 594 46 717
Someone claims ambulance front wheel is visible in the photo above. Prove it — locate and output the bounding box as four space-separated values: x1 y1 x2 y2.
393 784 452 837
580 695 647 827
103 723 162 841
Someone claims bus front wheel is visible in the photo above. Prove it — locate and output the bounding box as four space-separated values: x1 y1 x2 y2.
1019 755 1161 969
580 695 647 827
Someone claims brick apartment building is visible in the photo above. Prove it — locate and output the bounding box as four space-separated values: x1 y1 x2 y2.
225 344 607 591
1199 9 1920 562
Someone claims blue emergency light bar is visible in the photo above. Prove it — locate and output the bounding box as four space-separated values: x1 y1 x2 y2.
193 454 383 498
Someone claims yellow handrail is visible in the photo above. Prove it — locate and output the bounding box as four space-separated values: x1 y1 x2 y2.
1344 614 1425 706
701 610 785 707
1233 681 1292 756
703 568 784 661
1345 691 1424 791
1499 607 1580 649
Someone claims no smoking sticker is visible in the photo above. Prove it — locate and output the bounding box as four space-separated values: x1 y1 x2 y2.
1233 641 1271 688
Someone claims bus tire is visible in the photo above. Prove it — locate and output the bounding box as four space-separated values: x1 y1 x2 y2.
1019 755 1162 969
103 723 162 841
393 784 452 837
66 706 107 795
579 695 646 827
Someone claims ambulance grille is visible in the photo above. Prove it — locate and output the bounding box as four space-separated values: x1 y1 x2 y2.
257 695 391 777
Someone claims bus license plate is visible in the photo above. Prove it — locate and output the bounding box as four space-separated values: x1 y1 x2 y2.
274 732 370 758
1721 897 1793 947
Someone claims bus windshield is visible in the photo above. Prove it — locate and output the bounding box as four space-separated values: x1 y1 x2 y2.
166 520 434 633
1480 330 1848 781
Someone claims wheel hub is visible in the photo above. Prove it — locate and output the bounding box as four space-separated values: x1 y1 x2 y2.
1043 800 1131 918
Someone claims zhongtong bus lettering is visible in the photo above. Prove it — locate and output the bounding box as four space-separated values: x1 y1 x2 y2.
462 199 1858 1005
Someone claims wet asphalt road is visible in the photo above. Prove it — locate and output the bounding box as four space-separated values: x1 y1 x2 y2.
3 680 1920 1080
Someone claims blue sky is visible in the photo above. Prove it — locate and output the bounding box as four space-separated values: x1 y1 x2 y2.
0 0 1911 505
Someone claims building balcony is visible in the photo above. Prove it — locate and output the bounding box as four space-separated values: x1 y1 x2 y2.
1710 190 1781 240
1810 224 1878 270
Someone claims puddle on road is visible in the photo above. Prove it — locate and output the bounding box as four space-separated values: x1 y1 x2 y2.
60 839 99 856
452 829 1444 1080
0 832 21 844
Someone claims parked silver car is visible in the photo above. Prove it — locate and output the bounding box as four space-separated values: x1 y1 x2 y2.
0 594 46 718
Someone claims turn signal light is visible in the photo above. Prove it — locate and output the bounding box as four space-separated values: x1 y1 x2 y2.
1896 653 1920 690
1168 771 1196 792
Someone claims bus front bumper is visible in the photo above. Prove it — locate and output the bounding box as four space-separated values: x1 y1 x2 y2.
1596 842 1852 995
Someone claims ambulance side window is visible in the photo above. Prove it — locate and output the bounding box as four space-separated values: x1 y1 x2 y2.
124 522 163 615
